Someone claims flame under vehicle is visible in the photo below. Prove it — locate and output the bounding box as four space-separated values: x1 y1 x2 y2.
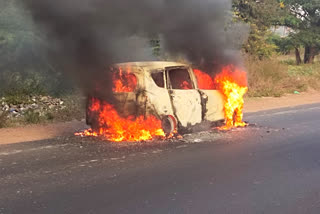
86 61 225 135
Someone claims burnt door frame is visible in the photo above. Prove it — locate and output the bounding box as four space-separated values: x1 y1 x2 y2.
165 66 203 128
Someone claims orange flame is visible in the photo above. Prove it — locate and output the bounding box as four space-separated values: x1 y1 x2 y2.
76 98 165 142
194 69 215 90
214 65 248 130
112 68 137 92
180 80 192 89
194 66 248 129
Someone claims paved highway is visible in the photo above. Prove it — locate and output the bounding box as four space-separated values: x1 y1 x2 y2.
1 103 320 214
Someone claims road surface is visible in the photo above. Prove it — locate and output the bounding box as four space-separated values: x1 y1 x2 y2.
1 103 320 214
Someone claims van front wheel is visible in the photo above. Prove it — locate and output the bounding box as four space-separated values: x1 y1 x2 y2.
161 115 177 135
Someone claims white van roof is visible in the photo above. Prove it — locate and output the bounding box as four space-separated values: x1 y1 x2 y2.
115 61 189 72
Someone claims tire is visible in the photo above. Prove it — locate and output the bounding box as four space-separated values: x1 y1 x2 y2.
86 96 93 125
86 96 100 132
161 115 177 135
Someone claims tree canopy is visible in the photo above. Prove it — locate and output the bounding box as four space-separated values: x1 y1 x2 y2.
0 0 73 95
233 0 283 59
281 0 320 63
233 0 320 64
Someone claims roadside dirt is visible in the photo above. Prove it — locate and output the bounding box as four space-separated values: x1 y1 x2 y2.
244 91 320 113
0 121 87 145
0 92 319 145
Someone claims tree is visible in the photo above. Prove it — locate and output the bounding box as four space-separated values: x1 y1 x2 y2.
269 33 304 64
233 0 283 59
281 0 320 64
0 0 74 96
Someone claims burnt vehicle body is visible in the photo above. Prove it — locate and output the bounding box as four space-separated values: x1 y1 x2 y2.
86 61 225 134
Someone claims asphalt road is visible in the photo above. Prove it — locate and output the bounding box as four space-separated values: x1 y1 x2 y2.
1 103 320 214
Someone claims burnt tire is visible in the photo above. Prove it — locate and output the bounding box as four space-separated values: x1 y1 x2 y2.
161 115 177 135
86 96 100 132
86 96 93 125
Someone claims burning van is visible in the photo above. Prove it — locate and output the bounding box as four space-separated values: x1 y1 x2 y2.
86 61 225 138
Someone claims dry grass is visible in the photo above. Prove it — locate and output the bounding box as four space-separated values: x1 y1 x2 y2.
50 95 85 122
246 57 320 97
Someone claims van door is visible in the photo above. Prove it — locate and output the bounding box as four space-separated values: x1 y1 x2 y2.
166 67 202 127
192 69 225 122
198 90 225 122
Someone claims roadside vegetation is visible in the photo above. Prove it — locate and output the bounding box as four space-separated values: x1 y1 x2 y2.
234 0 320 97
0 0 319 127
0 0 83 127
246 56 320 97
0 94 85 128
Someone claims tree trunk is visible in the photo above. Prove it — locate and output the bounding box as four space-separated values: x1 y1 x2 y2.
295 47 302 65
304 45 317 64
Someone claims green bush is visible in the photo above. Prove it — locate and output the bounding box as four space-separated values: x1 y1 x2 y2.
24 109 42 124
0 111 9 128
269 34 295 55
243 24 277 59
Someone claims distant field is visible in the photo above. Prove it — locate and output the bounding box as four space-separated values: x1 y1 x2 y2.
246 54 320 97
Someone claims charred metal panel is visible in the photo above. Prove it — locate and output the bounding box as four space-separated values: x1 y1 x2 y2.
198 90 209 121
113 92 137 117
200 90 225 122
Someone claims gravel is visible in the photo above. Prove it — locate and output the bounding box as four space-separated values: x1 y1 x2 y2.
0 95 66 119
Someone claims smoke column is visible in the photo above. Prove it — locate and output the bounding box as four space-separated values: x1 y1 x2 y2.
23 0 247 100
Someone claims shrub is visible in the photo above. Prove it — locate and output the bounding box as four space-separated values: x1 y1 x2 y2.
0 111 9 128
24 109 42 124
243 24 277 60
50 95 85 122
245 57 320 97
0 71 46 97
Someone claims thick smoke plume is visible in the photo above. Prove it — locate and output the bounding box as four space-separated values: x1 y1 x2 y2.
23 0 247 100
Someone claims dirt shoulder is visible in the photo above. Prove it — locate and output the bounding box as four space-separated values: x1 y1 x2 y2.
0 121 87 145
244 91 320 113
1 92 320 145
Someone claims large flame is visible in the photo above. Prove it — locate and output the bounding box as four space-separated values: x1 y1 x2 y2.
214 65 248 129
76 67 165 142
194 69 215 90
194 66 248 130
112 67 137 93
76 98 165 142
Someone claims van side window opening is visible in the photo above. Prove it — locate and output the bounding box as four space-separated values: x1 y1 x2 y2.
151 72 165 88
112 68 137 92
168 68 193 90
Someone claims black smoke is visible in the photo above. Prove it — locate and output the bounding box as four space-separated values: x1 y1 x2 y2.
23 0 247 99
